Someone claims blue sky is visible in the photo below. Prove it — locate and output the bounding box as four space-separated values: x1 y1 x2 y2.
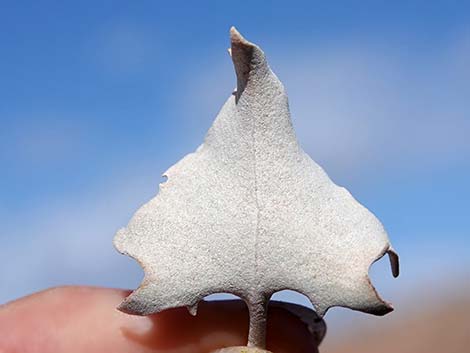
1 0 469 334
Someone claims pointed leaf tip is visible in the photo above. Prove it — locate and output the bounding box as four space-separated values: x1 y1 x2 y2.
230 26 252 47
187 303 198 316
229 27 266 96
369 302 394 316
388 248 400 278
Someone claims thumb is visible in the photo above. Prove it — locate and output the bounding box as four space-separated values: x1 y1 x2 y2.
0 286 325 353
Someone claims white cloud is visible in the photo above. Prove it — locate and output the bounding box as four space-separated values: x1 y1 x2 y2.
0 167 160 303
90 22 159 75
0 115 87 166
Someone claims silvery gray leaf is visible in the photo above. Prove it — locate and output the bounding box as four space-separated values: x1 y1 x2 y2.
114 27 399 349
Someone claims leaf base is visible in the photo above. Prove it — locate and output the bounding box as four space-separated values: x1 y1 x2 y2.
211 347 272 353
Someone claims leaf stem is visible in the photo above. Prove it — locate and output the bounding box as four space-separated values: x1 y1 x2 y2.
247 297 269 348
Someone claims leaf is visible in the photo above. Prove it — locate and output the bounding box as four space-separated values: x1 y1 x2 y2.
114 27 399 348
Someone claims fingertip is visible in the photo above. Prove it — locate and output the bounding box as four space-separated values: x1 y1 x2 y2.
1 287 323 353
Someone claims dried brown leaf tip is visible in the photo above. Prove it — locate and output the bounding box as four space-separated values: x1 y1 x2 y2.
114 27 399 349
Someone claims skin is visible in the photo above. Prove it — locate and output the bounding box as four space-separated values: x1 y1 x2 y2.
0 286 320 353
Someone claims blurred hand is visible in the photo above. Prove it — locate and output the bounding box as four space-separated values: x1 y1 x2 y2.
0 286 322 353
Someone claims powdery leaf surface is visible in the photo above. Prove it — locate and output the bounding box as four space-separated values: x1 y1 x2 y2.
114 27 399 348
